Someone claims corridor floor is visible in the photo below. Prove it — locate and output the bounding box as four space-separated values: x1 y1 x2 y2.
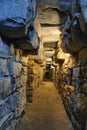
18 82 74 130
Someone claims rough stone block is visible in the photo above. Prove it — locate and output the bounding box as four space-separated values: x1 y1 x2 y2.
18 88 26 105
0 100 5 120
0 99 13 120
23 66 28 75
21 56 28 65
0 97 15 120
5 96 15 114
0 0 34 38
14 106 24 118
0 92 19 116
0 37 10 58
15 77 22 89
7 59 23 77
73 67 80 78
6 119 21 130
10 92 19 112
0 113 13 130
0 77 12 100
10 44 15 56
14 49 22 61
3 77 11 99
0 59 9 76
21 75 27 87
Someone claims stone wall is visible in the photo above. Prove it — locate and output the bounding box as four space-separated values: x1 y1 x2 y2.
0 36 43 130
0 0 43 129
26 60 43 103
0 37 28 130
54 0 87 129
56 51 87 130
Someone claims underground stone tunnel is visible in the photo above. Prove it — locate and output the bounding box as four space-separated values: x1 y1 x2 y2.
0 0 87 130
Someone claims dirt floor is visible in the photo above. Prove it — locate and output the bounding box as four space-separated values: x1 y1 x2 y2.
18 81 74 130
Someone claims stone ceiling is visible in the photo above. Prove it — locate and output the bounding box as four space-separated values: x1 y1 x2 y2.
36 0 71 60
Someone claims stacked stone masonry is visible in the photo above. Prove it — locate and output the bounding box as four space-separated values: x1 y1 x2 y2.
26 60 43 103
0 37 27 130
56 54 87 130
0 39 43 129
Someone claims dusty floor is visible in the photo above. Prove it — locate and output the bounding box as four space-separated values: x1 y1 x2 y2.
18 81 74 130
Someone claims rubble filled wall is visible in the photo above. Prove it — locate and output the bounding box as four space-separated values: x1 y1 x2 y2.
56 51 87 130
26 59 43 103
0 37 28 130
0 0 42 129
0 37 43 130
54 0 87 129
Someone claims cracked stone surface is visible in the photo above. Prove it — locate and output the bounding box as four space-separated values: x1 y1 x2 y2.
17 81 74 130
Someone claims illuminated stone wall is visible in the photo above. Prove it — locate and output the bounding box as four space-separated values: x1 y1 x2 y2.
56 52 87 130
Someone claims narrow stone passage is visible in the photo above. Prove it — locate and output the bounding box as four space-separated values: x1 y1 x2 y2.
18 82 74 130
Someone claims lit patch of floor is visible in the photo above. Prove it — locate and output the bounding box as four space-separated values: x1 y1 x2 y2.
18 81 74 130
